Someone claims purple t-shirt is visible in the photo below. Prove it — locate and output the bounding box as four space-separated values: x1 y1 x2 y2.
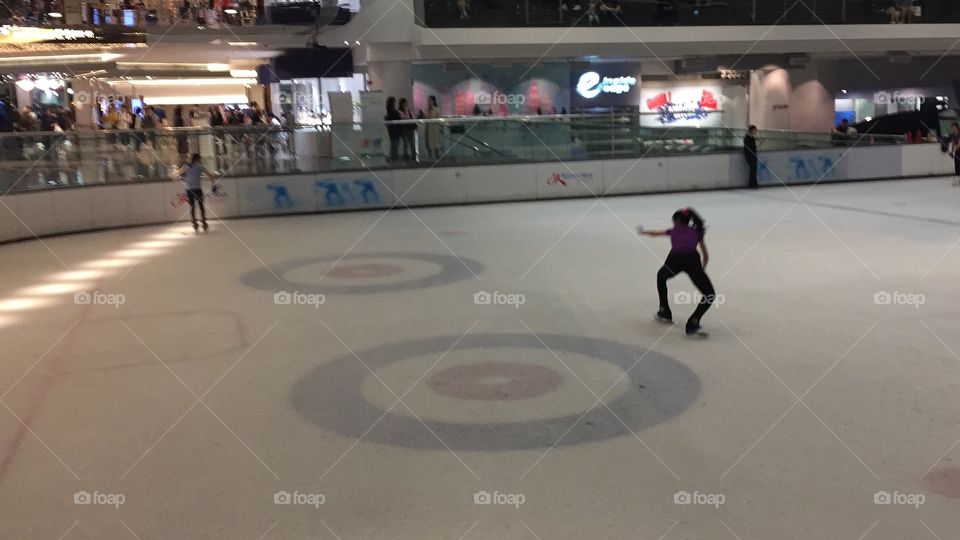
668 225 703 253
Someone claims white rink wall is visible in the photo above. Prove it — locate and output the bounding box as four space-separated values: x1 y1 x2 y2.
0 143 954 244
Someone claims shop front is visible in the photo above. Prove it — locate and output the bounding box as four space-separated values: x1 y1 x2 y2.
412 60 748 128
412 62 570 117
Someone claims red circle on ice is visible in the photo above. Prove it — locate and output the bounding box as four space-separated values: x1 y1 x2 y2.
922 467 960 499
429 361 563 401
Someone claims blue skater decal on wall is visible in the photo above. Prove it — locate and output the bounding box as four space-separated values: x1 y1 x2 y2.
758 159 772 184
759 152 843 185
789 157 812 180
314 177 382 209
266 183 294 209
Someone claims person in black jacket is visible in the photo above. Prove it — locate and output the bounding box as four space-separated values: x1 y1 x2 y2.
743 125 759 189
385 96 401 161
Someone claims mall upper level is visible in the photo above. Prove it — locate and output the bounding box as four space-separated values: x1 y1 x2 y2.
3 0 960 58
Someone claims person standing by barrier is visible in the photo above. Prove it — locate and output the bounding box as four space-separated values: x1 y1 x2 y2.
639 208 716 338
949 122 960 186
173 105 189 157
398 98 416 161
174 153 217 233
744 125 759 189
425 95 444 160
385 96 401 161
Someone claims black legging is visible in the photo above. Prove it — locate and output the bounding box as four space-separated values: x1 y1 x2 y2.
186 188 206 226
657 250 716 326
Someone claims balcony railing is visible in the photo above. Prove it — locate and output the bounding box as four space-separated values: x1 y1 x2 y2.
418 0 960 28
0 116 907 194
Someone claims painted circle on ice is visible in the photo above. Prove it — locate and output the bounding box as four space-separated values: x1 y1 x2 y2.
239 252 482 295
325 263 404 279
428 361 564 401
922 467 960 499
291 333 700 451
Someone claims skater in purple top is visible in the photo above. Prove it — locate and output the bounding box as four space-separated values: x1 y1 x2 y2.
640 207 716 337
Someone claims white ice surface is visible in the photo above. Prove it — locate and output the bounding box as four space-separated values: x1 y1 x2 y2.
1 177 959 539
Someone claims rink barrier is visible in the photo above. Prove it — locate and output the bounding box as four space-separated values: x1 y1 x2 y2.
0 143 954 244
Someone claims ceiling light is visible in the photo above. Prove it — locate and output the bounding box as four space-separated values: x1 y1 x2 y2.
206 63 230 72
105 78 255 86
224 8 238 14
228 41 257 46
48 11 63 17
0 52 121 66
229 69 257 78
143 94 249 105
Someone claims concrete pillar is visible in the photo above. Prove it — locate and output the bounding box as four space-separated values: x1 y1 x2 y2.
749 60 838 133
71 79 95 128
366 60 413 102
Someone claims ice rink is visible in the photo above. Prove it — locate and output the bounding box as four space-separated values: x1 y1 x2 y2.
1 177 959 539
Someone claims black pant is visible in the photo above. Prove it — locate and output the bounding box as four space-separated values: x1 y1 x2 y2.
746 155 758 188
954 155 960 176
389 135 399 160
186 188 206 226
657 251 716 327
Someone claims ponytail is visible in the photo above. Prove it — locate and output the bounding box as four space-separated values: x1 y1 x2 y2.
672 207 706 234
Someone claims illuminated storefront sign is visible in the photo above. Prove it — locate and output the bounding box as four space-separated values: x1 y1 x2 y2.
575 71 637 99
569 62 640 110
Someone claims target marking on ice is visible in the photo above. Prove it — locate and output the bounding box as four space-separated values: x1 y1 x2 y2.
240 252 482 295
429 361 563 401
325 263 403 279
291 333 700 451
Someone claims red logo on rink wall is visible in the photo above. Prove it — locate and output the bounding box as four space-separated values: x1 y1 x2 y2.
547 172 594 187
